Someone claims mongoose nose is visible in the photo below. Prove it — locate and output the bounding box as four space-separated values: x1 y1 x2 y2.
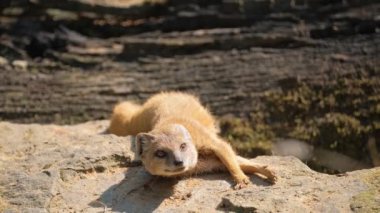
174 160 183 167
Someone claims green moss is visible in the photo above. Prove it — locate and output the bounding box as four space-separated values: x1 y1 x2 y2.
258 70 379 163
350 169 380 213
0 198 8 212
219 69 379 167
219 116 273 157
289 113 367 159
0 183 9 211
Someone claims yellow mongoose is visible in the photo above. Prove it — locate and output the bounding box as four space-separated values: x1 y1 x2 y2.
109 92 276 189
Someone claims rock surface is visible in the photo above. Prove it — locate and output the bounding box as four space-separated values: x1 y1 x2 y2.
0 121 379 212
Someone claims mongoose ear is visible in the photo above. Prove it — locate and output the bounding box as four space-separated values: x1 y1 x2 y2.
135 133 155 156
173 124 192 142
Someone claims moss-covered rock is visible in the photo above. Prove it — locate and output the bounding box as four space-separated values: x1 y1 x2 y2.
261 70 379 163
219 69 379 168
219 116 273 157
290 113 367 158
350 169 380 213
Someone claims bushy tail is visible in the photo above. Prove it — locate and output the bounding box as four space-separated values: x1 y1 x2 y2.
108 101 141 136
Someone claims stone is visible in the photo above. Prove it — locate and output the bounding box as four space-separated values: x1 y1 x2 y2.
0 121 379 212
243 0 272 16
272 0 292 11
0 56 9 66
11 60 28 70
222 0 242 14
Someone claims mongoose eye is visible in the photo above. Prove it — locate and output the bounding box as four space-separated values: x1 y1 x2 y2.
180 143 187 151
155 150 167 158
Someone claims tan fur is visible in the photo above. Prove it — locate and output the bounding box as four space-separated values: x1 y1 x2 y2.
109 92 276 188
109 101 142 136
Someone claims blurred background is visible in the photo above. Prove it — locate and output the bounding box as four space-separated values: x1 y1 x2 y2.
0 0 379 174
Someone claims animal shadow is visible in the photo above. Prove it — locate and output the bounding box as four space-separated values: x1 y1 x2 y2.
89 166 177 213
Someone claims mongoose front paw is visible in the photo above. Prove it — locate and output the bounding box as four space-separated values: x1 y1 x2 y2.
261 166 277 184
233 176 250 190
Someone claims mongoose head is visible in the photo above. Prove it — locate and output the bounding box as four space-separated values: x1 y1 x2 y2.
135 124 198 176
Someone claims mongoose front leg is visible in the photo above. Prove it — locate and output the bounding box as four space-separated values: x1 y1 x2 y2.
236 156 277 183
211 139 250 189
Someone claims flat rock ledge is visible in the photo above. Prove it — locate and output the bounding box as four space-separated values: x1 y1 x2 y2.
0 121 379 213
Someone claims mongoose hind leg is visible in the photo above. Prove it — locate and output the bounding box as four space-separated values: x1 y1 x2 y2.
237 156 277 184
